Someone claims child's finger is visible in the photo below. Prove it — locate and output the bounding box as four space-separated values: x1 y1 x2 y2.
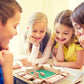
28 35 36 43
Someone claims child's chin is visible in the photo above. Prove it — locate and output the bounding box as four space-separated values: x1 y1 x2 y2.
36 39 42 43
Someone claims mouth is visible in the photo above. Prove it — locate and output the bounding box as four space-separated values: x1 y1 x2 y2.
57 37 66 41
60 39 66 41
32 36 42 41
35 37 42 40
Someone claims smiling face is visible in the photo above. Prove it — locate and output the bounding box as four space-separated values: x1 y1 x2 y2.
72 21 84 36
0 11 21 49
55 23 73 44
29 21 47 43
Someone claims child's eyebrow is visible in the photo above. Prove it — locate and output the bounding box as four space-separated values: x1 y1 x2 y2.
56 29 69 32
74 23 77 26
74 23 81 28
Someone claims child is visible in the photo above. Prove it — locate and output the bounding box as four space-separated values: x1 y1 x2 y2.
52 10 84 69
70 2 84 65
71 2 84 49
0 0 22 84
20 12 51 66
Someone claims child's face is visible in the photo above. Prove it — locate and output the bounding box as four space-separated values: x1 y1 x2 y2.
55 23 73 44
72 21 84 36
0 11 21 49
29 22 47 43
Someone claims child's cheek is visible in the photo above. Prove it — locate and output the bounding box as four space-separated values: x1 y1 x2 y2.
79 28 83 35
42 33 46 38
82 29 84 35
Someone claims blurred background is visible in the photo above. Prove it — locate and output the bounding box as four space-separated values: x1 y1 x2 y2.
9 0 84 60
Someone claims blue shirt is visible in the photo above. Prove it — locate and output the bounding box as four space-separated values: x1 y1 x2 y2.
0 66 3 84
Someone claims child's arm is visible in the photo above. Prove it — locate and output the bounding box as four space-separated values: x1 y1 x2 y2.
29 44 40 59
53 50 84 69
0 50 13 84
55 43 64 62
32 36 53 64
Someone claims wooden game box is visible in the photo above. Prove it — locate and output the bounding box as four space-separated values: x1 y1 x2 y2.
14 64 70 84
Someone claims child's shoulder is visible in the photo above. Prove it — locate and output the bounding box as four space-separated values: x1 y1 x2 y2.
72 36 79 43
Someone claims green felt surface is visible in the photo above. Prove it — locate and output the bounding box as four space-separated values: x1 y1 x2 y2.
31 69 56 79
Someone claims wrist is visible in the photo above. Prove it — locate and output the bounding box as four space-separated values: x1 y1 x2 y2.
29 59 39 66
34 43 40 47
59 43 64 47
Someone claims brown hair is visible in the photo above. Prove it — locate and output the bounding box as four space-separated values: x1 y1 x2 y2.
71 2 84 27
52 10 75 49
0 0 22 25
54 10 73 28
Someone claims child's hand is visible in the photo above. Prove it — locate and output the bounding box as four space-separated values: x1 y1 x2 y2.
54 34 65 45
52 55 57 65
78 35 84 48
0 50 13 69
13 63 21 70
28 35 40 46
20 58 32 67
52 55 60 67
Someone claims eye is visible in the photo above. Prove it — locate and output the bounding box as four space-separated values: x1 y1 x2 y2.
64 33 68 35
40 31 45 33
56 31 59 33
33 30 37 32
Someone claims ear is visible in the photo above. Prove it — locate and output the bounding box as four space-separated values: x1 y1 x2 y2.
27 26 29 30
72 28 75 34
0 21 4 29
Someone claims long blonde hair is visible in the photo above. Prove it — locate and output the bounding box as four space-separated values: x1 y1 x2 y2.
27 12 48 54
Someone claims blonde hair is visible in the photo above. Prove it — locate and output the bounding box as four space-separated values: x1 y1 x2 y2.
28 12 48 28
26 12 48 55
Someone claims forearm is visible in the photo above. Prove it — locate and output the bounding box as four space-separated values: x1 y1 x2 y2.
37 46 52 64
0 50 13 84
56 44 64 61
32 36 53 64
54 61 83 69
2 67 13 84
29 44 40 60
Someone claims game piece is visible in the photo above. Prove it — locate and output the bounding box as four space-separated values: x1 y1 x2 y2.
40 80 48 84
46 75 64 83
57 69 61 75
50 64 53 68
16 71 26 77
23 74 33 80
40 72 45 76
34 71 39 79
35 63 39 67
61 72 69 78
33 79 43 84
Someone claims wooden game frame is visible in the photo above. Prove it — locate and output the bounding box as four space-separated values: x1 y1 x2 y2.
14 64 70 84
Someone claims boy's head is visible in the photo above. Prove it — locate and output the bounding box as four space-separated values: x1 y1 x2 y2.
0 0 22 25
0 0 22 50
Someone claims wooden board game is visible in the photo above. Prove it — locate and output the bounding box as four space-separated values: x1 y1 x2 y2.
14 64 70 84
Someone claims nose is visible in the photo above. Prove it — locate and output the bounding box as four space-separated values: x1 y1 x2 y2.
75 29 80 36
36 32 40 37
15 31 17 36
58 34 62 39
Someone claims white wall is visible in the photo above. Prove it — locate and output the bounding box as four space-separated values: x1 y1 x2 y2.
9 0 69 59
69 0 84 10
